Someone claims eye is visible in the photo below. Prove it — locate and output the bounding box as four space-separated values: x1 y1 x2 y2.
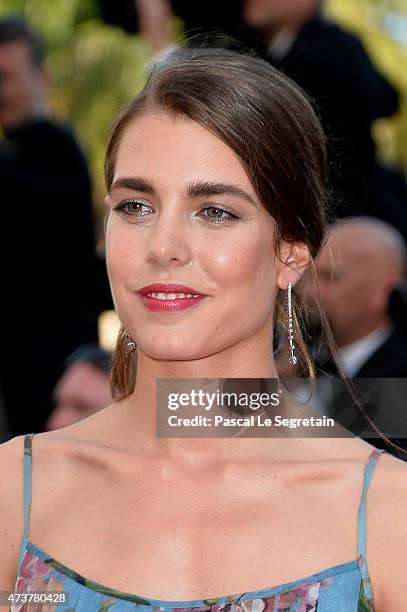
112 200 240 224
113 199 152 219
198 205 239 224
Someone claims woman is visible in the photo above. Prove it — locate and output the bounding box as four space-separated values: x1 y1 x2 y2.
1 48 406 611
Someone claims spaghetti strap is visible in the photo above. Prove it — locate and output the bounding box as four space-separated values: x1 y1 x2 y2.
357 447 385 601
17 432 35 575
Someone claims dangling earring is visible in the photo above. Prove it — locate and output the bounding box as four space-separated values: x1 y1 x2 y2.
286 281 297 365
124 331 136 355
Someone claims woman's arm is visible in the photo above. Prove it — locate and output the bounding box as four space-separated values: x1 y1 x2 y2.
0 436 25 590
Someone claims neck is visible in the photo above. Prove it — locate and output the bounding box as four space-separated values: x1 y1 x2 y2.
264 6 319 47
265 24 294 46
114 329 307 463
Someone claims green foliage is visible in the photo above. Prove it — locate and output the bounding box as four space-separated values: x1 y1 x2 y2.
47 21 151 208
327 0 407 170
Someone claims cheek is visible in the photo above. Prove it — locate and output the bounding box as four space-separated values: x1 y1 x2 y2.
105 221 141 297
327 287 346 311
199 225 274 298
17 75 32 100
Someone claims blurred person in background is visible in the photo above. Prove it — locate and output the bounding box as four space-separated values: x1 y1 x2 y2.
45 344 112 431
242 0 407 231
0 144 11 442
0 17 112 436
0 387 10 443
98 0 263 54
105 0 407 234
307 217 407 458
315 217 407 373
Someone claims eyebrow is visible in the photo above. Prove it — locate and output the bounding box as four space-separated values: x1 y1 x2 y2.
110 177 257 208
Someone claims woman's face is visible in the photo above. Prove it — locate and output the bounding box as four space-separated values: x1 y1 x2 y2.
105 111 283 361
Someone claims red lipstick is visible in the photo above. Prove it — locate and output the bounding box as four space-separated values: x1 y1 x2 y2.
136 283 207 312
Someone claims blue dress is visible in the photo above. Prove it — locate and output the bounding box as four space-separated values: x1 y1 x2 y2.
13 432 385 611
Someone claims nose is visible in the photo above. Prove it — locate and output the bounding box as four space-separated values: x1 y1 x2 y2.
146 215 192 269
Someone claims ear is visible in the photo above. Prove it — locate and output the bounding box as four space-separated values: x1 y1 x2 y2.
276 242 310 290
371 280 394 316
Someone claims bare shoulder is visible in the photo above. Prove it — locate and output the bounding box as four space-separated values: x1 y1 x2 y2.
0 434 26 587
372 449 407 517
368 450 407 611
0 421 100 588
372 448 407 524
0 414 115 589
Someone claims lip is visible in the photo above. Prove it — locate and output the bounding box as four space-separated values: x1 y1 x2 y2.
136 283 208 313
137 283 205 296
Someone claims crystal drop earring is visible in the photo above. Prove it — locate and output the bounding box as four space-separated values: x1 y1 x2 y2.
124 331 136 355
286 281 297 365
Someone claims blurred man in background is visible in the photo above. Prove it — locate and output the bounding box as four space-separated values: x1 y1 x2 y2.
315 217 407 373
308 217 407 458
0 17 112 436
45 344 112 431
242 0 406 228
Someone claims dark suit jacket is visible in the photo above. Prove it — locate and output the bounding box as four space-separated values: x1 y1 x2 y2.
265 15 404 223
316 327 407 460
0 118 113 434
355 327 407 378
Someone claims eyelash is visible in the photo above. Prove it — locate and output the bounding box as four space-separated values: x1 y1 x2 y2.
113 199 240 224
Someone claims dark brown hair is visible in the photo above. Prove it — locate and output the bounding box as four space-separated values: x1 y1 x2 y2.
104 47 402 455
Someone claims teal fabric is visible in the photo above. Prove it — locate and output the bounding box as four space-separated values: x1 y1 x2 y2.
14 432 385 611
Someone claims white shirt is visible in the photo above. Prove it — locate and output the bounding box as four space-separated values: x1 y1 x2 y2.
292 325 394 414
338 325 393 376
268 28 298 60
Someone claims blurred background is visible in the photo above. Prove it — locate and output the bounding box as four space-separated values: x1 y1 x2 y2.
0 0 406 457
0 0 405 222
